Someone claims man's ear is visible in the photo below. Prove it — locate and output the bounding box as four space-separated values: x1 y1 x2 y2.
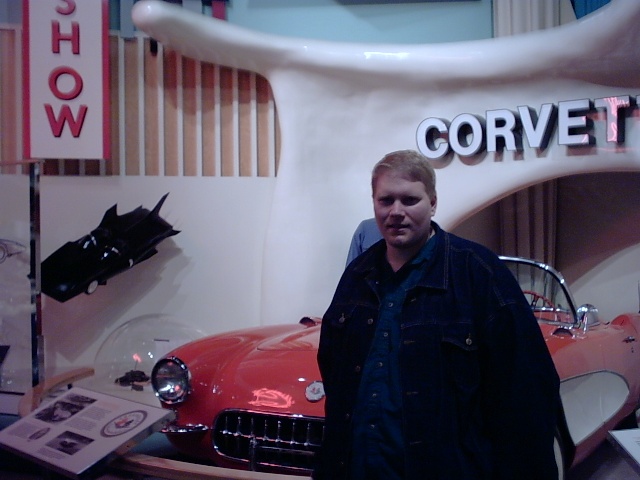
431 195 437 214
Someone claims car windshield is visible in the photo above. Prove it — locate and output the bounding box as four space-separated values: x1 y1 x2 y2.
501 257 576 325
77 228 112 251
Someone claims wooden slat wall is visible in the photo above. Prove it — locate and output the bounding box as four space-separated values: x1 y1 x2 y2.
108 36 120 176
0 28 21 174
183 56 199 177
219 66 235 177
201 62 218 176
0 27 279 178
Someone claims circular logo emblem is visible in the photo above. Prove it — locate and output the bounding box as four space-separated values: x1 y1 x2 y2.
101 410 147 437
305 381 325 402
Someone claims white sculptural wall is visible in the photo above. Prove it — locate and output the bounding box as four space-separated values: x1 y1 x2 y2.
132 0 640 324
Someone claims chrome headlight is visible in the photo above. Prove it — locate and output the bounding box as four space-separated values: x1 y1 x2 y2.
151 357 190 404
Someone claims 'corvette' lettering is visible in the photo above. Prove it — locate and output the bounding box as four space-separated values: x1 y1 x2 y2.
416 95 635 160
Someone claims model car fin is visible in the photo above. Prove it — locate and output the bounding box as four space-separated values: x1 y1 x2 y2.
151 193 180 237
100 205 119 227
153 192 170 215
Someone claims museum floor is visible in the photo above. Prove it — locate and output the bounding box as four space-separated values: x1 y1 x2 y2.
1 412 639 479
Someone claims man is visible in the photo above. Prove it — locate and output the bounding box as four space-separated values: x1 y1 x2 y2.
316 150 560 479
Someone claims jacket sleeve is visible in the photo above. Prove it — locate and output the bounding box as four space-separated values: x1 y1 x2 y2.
481 283 561 480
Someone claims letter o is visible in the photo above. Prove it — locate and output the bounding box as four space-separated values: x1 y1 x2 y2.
48 66 83 101
449 113 484 157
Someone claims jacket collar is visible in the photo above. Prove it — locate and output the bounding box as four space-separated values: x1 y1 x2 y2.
352 221 449 291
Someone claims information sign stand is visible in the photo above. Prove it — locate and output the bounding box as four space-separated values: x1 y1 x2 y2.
0 386 173 479
608 429 640 476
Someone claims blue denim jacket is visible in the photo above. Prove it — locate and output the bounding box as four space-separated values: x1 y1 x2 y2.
316 223 560 479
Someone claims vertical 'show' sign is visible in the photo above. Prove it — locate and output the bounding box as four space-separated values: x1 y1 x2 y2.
23 0 110 160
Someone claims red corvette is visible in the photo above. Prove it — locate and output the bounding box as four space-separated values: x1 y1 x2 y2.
151 256 640 478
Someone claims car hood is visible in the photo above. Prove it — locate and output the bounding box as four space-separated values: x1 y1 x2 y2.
165 323 324 419
256 327 319 352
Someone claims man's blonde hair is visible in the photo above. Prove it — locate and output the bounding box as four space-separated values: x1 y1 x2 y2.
371 149 436 198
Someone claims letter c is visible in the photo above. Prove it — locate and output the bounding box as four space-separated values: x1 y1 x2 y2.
416 117 450 160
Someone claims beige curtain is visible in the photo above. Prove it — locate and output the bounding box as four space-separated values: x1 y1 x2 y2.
492 0 575 264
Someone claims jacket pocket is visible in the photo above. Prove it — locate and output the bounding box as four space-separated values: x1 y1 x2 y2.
320 303 364 372
321 302 378 372
322 302 358 335
441 322 480 393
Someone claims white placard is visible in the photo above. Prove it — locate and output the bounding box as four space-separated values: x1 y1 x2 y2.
0 387 172 479
22 0 110 160
608 429 640 475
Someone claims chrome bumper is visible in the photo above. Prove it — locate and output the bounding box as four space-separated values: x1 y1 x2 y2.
162 423 209 434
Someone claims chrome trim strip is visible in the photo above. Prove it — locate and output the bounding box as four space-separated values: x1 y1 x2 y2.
162 423 209 434
499 255 579 327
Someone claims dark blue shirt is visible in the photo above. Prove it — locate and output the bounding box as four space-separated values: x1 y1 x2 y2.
349 236 436 480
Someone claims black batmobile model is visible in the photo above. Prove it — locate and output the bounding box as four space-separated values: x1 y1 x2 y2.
41 194 179 302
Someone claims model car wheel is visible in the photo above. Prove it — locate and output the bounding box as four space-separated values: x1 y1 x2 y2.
86 280 99 295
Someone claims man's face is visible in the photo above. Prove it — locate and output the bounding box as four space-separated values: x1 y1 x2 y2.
373 170 437 253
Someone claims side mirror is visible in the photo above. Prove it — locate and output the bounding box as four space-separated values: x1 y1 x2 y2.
577 304 600 331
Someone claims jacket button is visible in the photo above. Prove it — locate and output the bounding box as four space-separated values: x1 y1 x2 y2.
338 314 346 324
354 365 361 373
367 318 374 325
345 413 351 421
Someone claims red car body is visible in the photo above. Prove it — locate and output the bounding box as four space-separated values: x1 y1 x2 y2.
151 257 640 477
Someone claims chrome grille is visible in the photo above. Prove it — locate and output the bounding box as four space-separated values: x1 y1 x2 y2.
213 410 324 473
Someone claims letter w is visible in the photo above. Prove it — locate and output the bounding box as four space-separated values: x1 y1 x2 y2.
45 104 88 137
